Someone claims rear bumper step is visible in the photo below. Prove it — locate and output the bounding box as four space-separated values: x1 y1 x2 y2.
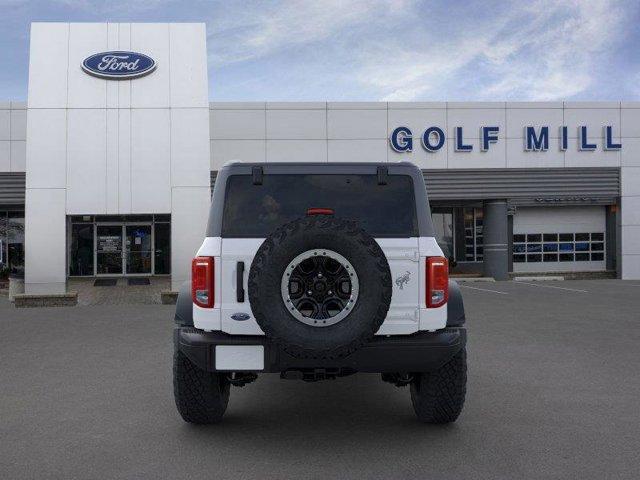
175 327 466 374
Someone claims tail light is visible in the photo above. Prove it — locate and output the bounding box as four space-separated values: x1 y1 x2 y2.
307 207 334 216
192 256 214 308
426 256 448 308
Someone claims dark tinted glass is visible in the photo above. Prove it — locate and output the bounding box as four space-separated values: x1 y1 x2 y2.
575 233 589 241
222 174 418 237
527 234 542 242
543 233 558 241
513 234 525 243
559 233 573 241
591 233 604 241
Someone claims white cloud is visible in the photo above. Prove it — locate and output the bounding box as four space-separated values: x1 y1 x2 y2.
357 0 627 101
208 0 412 66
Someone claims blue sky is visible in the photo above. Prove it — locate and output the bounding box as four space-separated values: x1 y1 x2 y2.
1 0 639 101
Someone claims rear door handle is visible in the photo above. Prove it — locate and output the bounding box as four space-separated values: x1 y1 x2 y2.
236 261 245 303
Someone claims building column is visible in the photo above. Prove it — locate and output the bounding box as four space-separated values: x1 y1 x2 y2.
483 200 509 280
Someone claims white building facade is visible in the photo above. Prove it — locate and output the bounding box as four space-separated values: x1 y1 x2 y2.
1 22 639 294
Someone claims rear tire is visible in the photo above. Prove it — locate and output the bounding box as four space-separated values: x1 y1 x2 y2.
173 350 230 424
410 348 467 424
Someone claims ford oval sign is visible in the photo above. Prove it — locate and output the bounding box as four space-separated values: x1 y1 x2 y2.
231 313 251 322
82 51 156 80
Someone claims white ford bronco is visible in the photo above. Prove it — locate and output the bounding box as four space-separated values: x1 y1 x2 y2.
173 162 467 424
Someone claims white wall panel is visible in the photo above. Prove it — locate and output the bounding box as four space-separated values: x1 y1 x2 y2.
67 23 108 109
506 108 563 138
66 109 107 214
10 141 26 172
621 225 640 255
211 140 265 170
117 109 132 213
328 140 387 163
0 110 9 140
171 108 211 187
105 108 119 213
117 23 132 109
621 138 640 167
25 188 66 294
564 107 620 138
171 186 211 290
621 108 640 138
266 140 327 163
130 108 171 212
621 196 640 226
564 144 620 168
621 166 640 196
327 109 386 139
170 23 208 108
0 141 9 171
447 138 506 169
10 109 27 140
447 108 506 139
266 109 326 139
28 23 68 108
106 23 119 108
506 138 565 168
25 109 67 189
210 109 265 140
621 254 640 279
131 23 170 108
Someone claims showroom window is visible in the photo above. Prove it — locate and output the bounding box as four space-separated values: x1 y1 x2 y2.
68 215 171 277
0 211 25 276
513 232 605 263
463 208 483 262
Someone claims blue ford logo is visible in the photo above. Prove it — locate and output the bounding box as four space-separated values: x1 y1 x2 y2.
231 313 251 322
82 51 156 80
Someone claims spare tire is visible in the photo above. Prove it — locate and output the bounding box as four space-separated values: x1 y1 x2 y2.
248 215 392 359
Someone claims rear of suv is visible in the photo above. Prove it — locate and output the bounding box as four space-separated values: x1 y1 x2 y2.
173 162 467 424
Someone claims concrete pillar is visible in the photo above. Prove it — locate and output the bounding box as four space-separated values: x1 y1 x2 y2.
483 200 509 280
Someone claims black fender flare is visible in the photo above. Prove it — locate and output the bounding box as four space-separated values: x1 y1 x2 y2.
447 279 466 327
174 280 194 327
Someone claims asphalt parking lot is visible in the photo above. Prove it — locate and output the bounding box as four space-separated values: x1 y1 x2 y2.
1 279 639 480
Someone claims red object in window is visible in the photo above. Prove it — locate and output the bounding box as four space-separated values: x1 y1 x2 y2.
426 256 449 308
306 208 335 216
192 257 214 308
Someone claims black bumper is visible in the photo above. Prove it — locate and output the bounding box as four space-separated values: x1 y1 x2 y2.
175 327 466 374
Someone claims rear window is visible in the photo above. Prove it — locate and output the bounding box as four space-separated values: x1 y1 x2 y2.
222 174 418 237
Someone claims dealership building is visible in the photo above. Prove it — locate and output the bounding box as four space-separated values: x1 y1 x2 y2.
1 22 640 296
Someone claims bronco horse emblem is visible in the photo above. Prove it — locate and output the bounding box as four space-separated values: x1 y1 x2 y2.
395 271 411 290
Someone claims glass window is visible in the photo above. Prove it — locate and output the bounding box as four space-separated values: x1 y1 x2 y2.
526 234 542 242
527 244 542 253
575 253 590 261
591 242 604 251
7 212 25 274
527 254 542 262
543 243 558 252
514 254 526 263
513 244 526 253
543 233 558 241
222 174 418 237
591 252 604 261
543 253 558 262
575 233 590 241
513 234 525 243
513 231 606 266
432 210 454 260
69 224 94 276
560 253 574 262
575 242 589 251
559 233 573 241
154 223 171 274
591 233 604 241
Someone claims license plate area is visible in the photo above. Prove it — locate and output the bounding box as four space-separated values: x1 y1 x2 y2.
215 345 264 371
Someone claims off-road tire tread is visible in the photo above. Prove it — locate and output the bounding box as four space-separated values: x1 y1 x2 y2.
173 350 230 424
410 347 467 424
248 216 392 360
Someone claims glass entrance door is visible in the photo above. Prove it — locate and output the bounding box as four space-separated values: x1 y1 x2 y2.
125 225 152 275
96 225 124 275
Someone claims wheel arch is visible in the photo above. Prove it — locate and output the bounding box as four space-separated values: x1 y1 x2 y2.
174 280 194 327
446 279 466 327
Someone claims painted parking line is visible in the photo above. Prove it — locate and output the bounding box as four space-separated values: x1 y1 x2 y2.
459 284 509 295
514 281 588 293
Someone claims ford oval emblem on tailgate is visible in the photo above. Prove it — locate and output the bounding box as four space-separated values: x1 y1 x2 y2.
231 313 251 321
